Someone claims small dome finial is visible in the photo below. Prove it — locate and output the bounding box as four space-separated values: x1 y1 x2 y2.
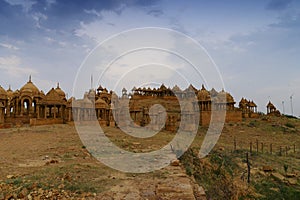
29 75 32 83
201 84 205 90
57 82 60 89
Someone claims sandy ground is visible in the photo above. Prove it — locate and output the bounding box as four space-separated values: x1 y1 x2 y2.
0 124 201 199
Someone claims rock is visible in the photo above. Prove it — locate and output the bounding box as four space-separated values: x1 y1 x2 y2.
43 155 49 160
170 159 180 166
27 194 32 200
198 186 206 195
270 187 279 192
38 188 44 194
6 175 15 179
271 172 285 182
18 188 28 198
286 178 297 185
156 178 195 200
262 166 273 172
46 159 59 165
50 159 58 164
286 173 297 178
124 192 140 200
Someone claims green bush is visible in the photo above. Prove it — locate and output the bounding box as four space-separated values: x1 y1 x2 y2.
285 122 295 128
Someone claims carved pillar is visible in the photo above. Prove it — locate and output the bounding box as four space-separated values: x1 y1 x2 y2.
53 106 56 118
44 106 47 118
37 105 40 119
20 99 24 116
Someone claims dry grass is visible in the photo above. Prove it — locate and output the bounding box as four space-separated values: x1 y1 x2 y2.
0 115 299 198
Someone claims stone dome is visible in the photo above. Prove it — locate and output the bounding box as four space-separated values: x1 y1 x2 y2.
13 89 20 96
217 89 234 103
0 85 7 100
267 101 275 109
226 93 235 103
20 77 40 95
182 102 195 113
82 96 93 108
197 85 210 101
7 86 13 99
249 100 257 107
55 83 66 98
172 85 182 92
95 98 109 109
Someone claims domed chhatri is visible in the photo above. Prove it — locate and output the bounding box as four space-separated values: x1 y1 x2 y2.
0 85 8 100
0 76 270 128
20 75 41 95
55 83 66 98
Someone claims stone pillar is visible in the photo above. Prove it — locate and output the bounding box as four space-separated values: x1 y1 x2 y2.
37 105 40 119
62 106 65 120
68 108 72 121
77 109 80 121
20 100 24 116
53 106 56 118
49 106 52 118
6 104 10 117
44 106 47 118
0 106 4 124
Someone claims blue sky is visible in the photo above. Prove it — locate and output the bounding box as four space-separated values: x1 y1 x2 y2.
0 0 299 116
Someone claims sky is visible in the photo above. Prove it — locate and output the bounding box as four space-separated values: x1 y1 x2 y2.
0 0 299 116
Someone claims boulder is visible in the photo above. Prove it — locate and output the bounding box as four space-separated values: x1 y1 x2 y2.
262 166 273 172
271 172 285 182
170 159 180 166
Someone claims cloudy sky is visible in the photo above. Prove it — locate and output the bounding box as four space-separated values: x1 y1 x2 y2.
0 0 299 116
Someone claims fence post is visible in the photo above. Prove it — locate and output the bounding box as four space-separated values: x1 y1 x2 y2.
270 143 272 154
294 144 296 153
246 152 250 184
250 142 252 154
261 142 264 153
234 137 236 152
280 146 282 156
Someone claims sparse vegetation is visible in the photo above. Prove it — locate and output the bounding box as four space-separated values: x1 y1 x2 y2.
0 116 299 199
285 122 296 128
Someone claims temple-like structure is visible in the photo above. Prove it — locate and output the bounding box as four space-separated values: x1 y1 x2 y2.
0 77 68 127
0 76 266 129
266 101 281 116
238 98 259 118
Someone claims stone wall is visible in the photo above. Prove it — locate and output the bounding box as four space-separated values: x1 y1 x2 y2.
225 110 242 123
30 118 64 126
200 110 242 126
200 111 211 126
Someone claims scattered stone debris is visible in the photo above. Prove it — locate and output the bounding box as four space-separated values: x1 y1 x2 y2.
271 172 285 182
0 182 97 200
170 159 180 166
262 165 274 172
6 175 15 179
45 159 59 165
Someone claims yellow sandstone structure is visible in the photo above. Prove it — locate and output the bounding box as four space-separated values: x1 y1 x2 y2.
0 76 273 129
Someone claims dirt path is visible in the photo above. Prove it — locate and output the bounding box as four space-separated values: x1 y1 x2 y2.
0 125 205 199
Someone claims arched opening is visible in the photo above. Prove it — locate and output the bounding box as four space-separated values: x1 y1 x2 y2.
32 100 36 114
23 99 30 115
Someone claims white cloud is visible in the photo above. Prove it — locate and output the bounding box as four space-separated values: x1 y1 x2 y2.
0 55 37 77
0 43 19 50
75 7 171 43
32 12 48 29
4 0 36 12
84 9 102 17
